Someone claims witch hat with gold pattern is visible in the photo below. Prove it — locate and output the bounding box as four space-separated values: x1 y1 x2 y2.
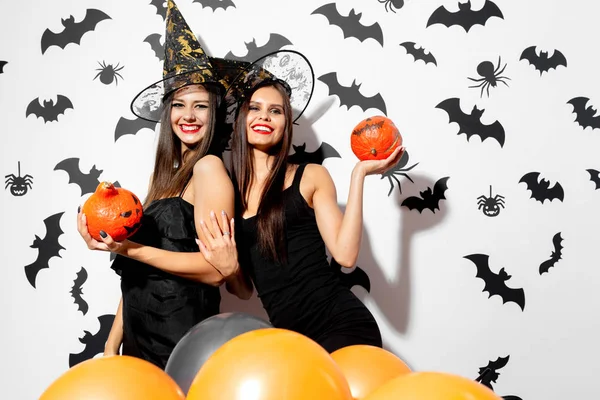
130 0 250 122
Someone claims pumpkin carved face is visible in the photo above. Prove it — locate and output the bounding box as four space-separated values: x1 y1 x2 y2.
351 116 402 161
82 182 143 242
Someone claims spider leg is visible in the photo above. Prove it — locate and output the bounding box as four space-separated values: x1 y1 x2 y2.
477 196 486 201
5 174 16 179
93 71 102 80
480 83 487 98
5 181 13 189
485 83 491 98
494 56 503 73
469 81 486 89
386 177 395 197
478 203 484 209
391 175 403 195
497 78 510 88
24 178 33 184
393 172 414 184
468 77 486 83
26 182 32 188
498 203 505 208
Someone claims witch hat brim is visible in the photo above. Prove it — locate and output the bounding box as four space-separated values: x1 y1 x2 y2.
223 49 315 124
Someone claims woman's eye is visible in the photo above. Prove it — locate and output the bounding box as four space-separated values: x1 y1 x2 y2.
249 106 259 111
195 104 208 109
172 103 183 108
270 109 281 114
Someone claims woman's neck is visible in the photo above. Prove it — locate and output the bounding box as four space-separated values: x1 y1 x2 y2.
251 148 275 181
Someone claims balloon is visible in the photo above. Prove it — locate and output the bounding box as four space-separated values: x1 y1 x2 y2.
39 355 184 400
187 328 353 400
331 345 412 399
363 371 503 400
165 312 272 394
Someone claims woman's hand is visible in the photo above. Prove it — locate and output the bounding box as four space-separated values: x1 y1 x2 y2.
77 207 129 255
196 210 239 279
356 146 405 176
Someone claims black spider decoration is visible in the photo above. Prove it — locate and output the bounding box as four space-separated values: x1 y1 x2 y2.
5 161 33 196
468 57 510 98
380 150 418 196
94 61 124 86
378 0 404 13
477 185 505 217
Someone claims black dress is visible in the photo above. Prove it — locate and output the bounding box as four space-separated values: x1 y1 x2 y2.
110 191 221 369
238 164 382 353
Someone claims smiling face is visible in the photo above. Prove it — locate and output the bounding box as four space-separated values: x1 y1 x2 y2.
170 84 212 151
245 85 287 152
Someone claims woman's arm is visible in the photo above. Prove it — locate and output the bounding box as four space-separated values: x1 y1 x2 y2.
311 147 404 267
104 297 123 356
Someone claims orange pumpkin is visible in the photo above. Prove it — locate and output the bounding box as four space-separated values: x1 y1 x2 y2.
351 116 402 161
82 182 143 242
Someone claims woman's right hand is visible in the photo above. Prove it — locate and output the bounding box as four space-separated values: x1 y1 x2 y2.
196 210 239 279
77 207 110 252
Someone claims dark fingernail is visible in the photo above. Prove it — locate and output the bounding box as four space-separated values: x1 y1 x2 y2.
99 230 107 238
77 206 81 213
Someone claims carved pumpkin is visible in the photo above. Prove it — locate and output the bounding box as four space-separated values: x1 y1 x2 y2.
351 116 402 161
82 182 143 242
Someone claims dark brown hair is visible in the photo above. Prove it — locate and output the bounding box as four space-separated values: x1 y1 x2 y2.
230 81 295 264
144 84 221 207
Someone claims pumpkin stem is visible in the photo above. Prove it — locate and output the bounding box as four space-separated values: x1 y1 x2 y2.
97 181 119 196
370 148 377 155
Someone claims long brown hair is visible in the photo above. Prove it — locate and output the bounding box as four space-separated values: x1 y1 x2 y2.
230 82 295 264
144 84 221 207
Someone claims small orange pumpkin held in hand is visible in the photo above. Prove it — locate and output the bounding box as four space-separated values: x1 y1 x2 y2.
351 116 402 161
82 182 143 242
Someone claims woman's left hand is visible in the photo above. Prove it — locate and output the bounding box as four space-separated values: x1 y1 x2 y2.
77 208 128 255
356 146 405 176
196 210 239 279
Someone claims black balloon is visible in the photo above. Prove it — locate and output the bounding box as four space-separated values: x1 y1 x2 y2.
165 312 272 394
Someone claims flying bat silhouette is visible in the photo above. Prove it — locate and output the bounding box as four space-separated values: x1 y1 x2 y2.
427 0 503 32
331 259 371 293
24 212 65 288
224 33 292 62
587 169 600 189
520 46 567 75
477 355 510 390
71 267 89 315
401 177 449 213
568 97 600 130
502 397 523 400
400 42 437 66
464 254 525 311
149 0 167 20
41 9 111 54
69 314 116 367
436 98 505 147
312 3 384 46
319 72 387 115
0 60 7 73
54 158 103 196
192 0 236 11
115 116 159 142
519 172 564 203
539 232 563 275
26 95 74 123
143 33 164 61
288 142 341 165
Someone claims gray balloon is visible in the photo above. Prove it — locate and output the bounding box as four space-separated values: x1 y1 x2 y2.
165 312 272 394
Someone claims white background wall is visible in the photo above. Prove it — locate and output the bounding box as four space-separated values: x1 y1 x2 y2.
1 0 599 398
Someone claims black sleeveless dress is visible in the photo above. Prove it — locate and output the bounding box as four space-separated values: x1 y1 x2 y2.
110 189 221 369
238 164 382 353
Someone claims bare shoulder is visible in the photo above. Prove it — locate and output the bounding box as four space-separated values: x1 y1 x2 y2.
304 164 335 188
193 155 227 175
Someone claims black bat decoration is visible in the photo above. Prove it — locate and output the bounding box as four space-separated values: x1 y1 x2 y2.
331 259 371 292
26 95 74 123
149 0 167 21
54 158 103 196
477 355 510 390
144 33 164 62
539 232 563 275
288 142 341 165
502 396 523 400
567 97 600 130
0 60 7 73
71 267 89 315
224 33 292 62
24 212 65 288
319 72 387 115
312 3 384 46
114 116 159 142
69 314 116 367
587 169 600 189
192 0 236 11
41 9 111 54
436 98 505 147
401 177 449 213
520 46 567 75
464 254 525 311
519 172 564 203
400 42 437 66
427 0 504 32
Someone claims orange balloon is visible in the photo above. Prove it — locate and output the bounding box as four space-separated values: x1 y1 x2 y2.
363 371 502 400
187 328 352 400
331 345 412 399
39 355 185 400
